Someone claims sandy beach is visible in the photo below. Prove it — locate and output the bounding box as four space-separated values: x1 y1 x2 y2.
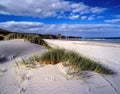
0 39 120 94
45 39 120 68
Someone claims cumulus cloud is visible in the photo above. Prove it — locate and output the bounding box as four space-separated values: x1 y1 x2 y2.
69 14 79 20
0 0 106 19
105 19 120 23
81 16 87 20
0 21 120 37
90 7 105 13
88 15 95 20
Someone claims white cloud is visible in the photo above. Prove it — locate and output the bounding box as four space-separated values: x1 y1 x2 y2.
114 15 120 18
105 19 120 23
90 7 105 13
0 0 106 19
0 21 120 37
105 15 120 23
81 16 87 20
88 15 95 20
71 3 89 14
69 14 79 20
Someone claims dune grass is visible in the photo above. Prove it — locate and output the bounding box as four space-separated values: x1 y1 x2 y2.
4 33 51 48
14 58 37 69
0 35 4 40
20 49 114 75
39 49 65 64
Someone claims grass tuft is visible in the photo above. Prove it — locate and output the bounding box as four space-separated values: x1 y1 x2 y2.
65 50 114 74
0 35 4 40
26 49 114 75
39 49 65 64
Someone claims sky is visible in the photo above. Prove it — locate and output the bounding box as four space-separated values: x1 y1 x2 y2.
0 0 120 38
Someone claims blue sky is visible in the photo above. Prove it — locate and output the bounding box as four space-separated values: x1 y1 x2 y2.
0 0 120 38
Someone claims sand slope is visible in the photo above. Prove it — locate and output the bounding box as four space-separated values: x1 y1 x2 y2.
0 39 45 94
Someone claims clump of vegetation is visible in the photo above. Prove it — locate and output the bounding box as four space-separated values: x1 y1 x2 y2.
64 50 114 74
23 49 114 75
39 49 65 64
14 57 38 69
0 35 4 40
4 33 51 48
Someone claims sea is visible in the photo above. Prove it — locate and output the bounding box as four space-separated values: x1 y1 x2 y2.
63 38 120 43
80 39 120 43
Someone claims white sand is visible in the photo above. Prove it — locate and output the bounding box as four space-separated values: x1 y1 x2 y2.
0 39 120 94
0 39 45 94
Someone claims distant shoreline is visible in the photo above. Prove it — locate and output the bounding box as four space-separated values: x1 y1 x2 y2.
54 38 120 44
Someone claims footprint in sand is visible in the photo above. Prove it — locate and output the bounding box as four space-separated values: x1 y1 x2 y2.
17 80 28 94
17 87 26 94
17 72 31 94
46 76 55 81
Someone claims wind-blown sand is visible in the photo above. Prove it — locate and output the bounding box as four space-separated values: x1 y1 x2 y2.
0 39 120 94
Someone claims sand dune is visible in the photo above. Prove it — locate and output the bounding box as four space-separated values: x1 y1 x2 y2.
0 39 89 94
0 39 120 94
0 39 45 94
0 39 45 58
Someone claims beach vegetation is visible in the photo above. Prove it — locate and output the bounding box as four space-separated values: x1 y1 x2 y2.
21 49 114 75
4 33 51 48
0 35 4 40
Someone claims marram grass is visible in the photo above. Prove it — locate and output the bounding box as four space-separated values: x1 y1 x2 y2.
39 49 65 64
4 33 51 48
20 49 115 75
